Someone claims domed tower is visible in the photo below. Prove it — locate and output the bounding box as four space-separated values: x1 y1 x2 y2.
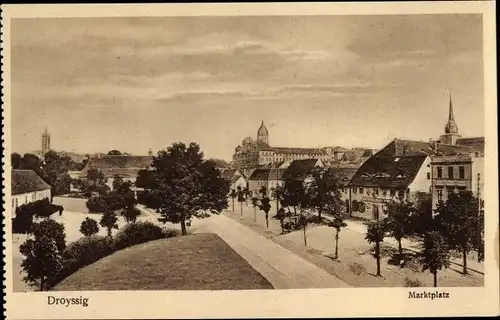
439 92 461 145
257 121 269 145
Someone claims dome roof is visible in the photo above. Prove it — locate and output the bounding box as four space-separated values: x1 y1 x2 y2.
257 121 268 135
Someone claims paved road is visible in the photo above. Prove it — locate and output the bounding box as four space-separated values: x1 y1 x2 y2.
192 214 351 289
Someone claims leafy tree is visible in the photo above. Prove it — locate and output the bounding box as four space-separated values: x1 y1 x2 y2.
251 197 259 222
278 179 308 228
121 195 141 223
409 192 434 237
207 158 230 169
237 186 245 216
86 196 109 213
108 150 122 155
325 214 348 260
229 189 237 212
100 209 119 237
420 231 451 287
305 167 344 219
365 220 386 277
122 206 141 224
79 217 99 237
382 199 414 260
259 186 267 197
434 191 482 275
42 150 73 195
273 207 289 234
135 169 157 189
11 152 23 169
112 175 125 192
12 207 34 234
19 219 66 291
21 153 45 178
297 211 315 246
259 196 271 228
140 142 230 235
79 167 109 196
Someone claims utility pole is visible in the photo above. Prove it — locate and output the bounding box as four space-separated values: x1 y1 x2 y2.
477 173 482 263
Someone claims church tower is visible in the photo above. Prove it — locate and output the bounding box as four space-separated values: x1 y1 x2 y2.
41 126 51 155
257 121 269 145
439 92 461 145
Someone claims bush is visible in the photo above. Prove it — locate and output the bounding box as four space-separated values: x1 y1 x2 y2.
56 236 115 283
404 277 422 287
113 221 165 250
348 262 366 275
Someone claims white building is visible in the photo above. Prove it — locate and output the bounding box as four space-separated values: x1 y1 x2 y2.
11 170 52 216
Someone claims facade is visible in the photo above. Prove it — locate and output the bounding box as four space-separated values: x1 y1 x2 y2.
232 122 336 169
11 170 52 216
431 153 484 209
81 155 153 190
349 152 431 220
41 127 51 156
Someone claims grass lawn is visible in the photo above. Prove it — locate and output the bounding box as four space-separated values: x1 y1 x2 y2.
52 233 273 291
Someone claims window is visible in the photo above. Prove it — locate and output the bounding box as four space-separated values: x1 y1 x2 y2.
352 187 357 194
359 187 364 194
32 193 36 201
373 188 379 196
448 166 454 179
426 172 430 180
437 167 442 178
437 189 443 201
12 199 15 208
459 166 465 179
382 189 387 197
390 189 395 197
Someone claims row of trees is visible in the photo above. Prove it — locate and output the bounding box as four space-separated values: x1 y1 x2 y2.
366 191 483 286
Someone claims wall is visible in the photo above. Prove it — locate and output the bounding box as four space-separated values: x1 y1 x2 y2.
231 177 247 191
408 156 432 199
349 186 408 220
12 189 52 214
248 179 268 196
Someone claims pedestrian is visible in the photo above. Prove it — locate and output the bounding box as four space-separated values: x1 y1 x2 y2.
59 206 63 216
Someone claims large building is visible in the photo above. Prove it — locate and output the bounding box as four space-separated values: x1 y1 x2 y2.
11 170 52 216
232 121 367 170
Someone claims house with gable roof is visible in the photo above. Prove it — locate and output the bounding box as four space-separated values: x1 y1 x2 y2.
11 170 52 216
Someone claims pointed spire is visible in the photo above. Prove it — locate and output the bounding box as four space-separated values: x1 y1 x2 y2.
448 91 455 121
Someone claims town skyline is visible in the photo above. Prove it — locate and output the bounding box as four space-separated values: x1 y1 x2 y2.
11 14 484 160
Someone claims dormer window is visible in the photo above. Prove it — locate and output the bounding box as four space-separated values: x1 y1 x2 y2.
394 158 400 162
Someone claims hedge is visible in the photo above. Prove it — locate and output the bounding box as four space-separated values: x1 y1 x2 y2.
51 222 179 287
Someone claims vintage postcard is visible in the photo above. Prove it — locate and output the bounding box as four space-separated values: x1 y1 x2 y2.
2 2 499 319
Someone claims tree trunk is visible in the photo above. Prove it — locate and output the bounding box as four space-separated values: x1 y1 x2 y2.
253 207 256 222
265 214 269 228
240 202 243 216
232 198 235 212
334 229 339 260
318 207 322 220
398 238 403 260
107 227 112 237
303 224 307 246
40 276 45 291
462 246 468 275
375 241 381 276
433 270 438 287
181 219 187 235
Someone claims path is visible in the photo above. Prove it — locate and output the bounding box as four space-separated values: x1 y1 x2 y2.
192 214 351 289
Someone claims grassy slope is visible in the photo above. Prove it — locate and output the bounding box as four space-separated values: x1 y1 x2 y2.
52 233 273 291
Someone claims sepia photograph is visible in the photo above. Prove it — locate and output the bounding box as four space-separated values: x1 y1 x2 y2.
2 2 498 319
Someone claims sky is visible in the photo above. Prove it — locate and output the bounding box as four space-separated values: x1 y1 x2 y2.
10 14 484 161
